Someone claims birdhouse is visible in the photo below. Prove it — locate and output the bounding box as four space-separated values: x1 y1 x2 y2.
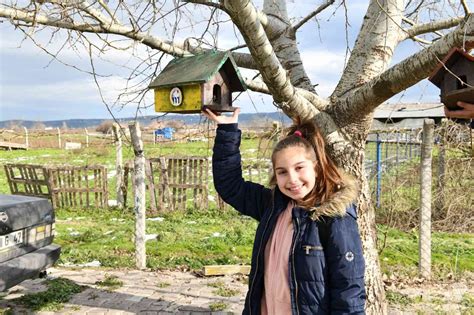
429 47 474 110
149 51 246 113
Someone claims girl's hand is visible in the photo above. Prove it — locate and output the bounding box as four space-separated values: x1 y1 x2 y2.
202 107 240 124
444 101 474 119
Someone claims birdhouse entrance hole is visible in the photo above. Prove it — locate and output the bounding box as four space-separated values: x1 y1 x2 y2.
213 85 222 104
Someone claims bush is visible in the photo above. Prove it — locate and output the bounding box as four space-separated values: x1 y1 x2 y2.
96 120 114 134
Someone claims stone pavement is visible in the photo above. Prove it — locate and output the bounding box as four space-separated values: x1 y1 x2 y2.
0 267 247 314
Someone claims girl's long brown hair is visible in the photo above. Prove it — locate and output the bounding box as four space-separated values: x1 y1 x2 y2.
269 121 342 207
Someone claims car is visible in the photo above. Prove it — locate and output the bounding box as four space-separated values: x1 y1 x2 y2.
0 194 61 291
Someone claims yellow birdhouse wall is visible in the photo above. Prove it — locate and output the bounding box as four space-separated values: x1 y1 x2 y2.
154 84 202 113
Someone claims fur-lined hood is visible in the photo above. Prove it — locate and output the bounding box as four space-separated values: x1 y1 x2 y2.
272 170 360 221
308 171 359 221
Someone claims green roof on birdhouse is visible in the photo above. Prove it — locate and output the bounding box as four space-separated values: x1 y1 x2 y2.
148 51 246 91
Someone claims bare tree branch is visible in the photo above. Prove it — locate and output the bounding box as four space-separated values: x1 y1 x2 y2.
222 0 350 156
293 0 335 31
97 0 121 25
461 0 471 15
402 16 464 41
332 0 403 99
0 5 190 57
329 14 474 127
182 0 225 11
245 78 329 110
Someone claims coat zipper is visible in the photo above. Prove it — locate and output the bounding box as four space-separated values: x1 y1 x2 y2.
302 245 323 254
248 204 275 315
291 216 301 315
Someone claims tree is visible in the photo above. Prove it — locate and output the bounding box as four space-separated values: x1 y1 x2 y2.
1 0 473 313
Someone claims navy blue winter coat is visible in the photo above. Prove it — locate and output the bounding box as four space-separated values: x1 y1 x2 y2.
212 124 366 315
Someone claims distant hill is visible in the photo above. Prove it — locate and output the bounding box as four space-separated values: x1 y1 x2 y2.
0 112 292 129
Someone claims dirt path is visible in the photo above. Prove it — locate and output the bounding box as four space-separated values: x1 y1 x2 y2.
0 267 473 314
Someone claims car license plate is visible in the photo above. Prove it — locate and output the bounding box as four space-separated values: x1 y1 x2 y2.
0 230 24 250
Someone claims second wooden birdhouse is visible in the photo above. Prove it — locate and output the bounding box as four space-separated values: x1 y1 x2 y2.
149 51 246 113
429 47 474 110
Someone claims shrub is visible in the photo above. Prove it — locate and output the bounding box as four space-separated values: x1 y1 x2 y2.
96 120 114 134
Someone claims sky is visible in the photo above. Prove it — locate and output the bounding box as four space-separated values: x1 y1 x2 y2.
0 1 455 122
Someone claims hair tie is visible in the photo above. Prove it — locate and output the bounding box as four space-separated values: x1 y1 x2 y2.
294 130 303 138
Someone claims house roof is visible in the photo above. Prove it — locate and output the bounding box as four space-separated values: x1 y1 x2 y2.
148 51 246 91
373 103 445 119
429 47 474 88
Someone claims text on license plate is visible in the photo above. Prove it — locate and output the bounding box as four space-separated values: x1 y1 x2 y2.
0 230 24 250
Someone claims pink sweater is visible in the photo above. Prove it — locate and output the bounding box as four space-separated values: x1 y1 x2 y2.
261 201 294 315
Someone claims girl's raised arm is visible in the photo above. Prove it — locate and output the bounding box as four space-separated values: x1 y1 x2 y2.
202 107 240 124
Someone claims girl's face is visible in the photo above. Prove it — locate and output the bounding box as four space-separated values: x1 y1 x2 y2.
273 146 316 202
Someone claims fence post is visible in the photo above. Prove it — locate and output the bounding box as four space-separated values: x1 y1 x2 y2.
85 128 89 148
376 133 382 208
419 119 434 279
23 127 29 148
113 123 124 208
57 127 61 148
129 122 146 270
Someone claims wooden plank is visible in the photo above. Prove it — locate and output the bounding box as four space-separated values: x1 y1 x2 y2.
160 157 172 211
146 161 157 213
4 177 50 185
94 169 99 208
71 169 76 207
4 165 14 194
192 159 198 208
77 168 83 207
171 158 177 210
85 169 90 207
31 167 40 195
179 158 185 209
0 141 28 150
103 166 108 208
203 265 251 276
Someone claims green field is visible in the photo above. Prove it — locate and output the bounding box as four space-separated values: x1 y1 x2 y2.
0 138 473 280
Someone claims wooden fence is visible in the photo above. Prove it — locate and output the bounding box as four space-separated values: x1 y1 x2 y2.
4 164 51 199
4 164 108 209
124 156 209 212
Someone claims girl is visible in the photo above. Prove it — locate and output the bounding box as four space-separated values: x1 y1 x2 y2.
203 108 366 315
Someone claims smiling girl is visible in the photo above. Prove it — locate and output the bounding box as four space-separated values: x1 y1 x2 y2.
203 108 366 315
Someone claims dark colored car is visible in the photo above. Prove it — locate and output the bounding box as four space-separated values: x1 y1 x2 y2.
0 195 61 291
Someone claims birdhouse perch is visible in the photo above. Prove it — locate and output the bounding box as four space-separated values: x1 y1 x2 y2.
149 51 246 114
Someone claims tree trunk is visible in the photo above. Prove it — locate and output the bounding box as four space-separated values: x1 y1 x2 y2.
129 122 146 270
339 117 387 314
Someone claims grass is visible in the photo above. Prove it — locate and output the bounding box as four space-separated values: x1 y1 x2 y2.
461 293 474 308
377 225 474 279
209 301 228 311
55 206 257 270
214 287 240 297
14 278 83 312
1 133 473 281
385 290 416 307
94 275 123 291
49 203 474 280
207 280 240 297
